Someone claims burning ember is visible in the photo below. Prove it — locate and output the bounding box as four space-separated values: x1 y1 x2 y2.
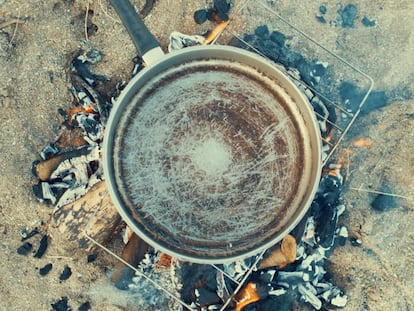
30 2 362 310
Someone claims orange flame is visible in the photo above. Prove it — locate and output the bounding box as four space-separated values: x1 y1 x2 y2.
67 105 95 125
235 282 260 311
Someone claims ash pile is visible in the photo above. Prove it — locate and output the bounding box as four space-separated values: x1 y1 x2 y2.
31 49 120 209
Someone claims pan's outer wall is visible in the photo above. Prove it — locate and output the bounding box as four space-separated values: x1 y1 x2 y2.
103 45 322 264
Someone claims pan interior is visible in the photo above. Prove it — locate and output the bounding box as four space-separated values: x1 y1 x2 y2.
113 57 310 259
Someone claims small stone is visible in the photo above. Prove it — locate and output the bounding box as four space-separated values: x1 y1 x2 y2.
194 9 208 24
17 242 33 255
59 265 72 281
39 263 53 276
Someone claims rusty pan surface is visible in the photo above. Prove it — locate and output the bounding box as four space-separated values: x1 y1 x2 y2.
103 45 321 263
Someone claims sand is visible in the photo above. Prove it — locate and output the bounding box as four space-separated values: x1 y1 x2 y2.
0 0 413 310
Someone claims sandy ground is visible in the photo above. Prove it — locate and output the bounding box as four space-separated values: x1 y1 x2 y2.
0 0 413 310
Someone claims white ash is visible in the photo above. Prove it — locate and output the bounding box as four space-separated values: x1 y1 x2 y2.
50 146 103 209
168 31 205 52
127 252 183 311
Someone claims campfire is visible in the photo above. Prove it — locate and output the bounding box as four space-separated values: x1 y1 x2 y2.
26 1 375 310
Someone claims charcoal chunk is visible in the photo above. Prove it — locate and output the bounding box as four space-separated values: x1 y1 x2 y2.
33 235 49 258
39 263 53 276
59 265 72 281
17 242 33 255
20 227 39 241
269 31 287 47
195 287 221 306
316 15 327 23
337 4 358 28
194 9 208 24
339 81 388 114
213 0 231 21
87 253 98 263
51 297 72 311
319 5 327 14
370 183 398 211
362 16 376 27
255 25 270 39
78 301 91 311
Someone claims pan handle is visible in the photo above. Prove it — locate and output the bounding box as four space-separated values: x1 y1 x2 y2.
109 0 164 64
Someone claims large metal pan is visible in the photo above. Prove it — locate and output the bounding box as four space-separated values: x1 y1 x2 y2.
104 0 322 264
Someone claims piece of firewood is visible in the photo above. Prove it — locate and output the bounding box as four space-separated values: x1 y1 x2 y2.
51 180 122 252
111 232 150 290
34 146 90 181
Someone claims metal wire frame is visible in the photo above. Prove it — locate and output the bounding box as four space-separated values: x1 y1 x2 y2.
225 0 374 166
85 0 374 309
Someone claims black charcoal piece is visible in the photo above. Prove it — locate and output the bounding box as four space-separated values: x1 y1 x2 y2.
87 253 98 263
32 182 45 201
194 9 208 24
363 90 387 113
39 263 53 276
269 31 287 47
311 61 328 77
17 242 33 255
214 0 231 14
243 33 255 42
59 265 72 281
316 15 327 23
206 8 215 21
319 5 327 14
20 227 39 241
350 237 362 247
71 55 106 87
195 287 221 306
370 183 398 211
339 81 388 114
362 16 376 27
78 301 91 311
33 235 48 258
255 25 270 39
51 297 72 311
337 4 358 28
